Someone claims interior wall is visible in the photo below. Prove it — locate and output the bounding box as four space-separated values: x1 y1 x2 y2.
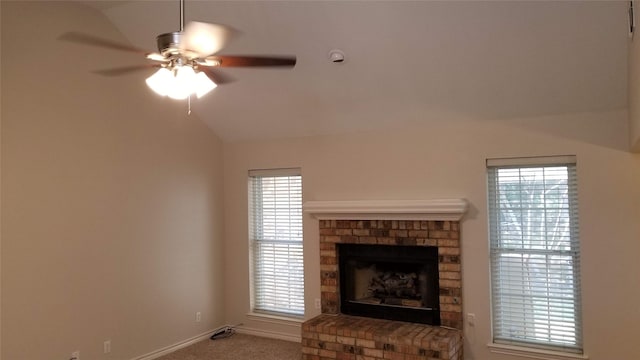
1 2 226 359
223 110 640 359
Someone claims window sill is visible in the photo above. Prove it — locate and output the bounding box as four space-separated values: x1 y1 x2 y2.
488 343 588 360
246 311 305 326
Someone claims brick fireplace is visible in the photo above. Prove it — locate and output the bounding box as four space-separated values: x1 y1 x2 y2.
302 200 467 360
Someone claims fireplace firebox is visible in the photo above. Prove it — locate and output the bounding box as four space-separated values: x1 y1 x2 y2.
338 243 440 325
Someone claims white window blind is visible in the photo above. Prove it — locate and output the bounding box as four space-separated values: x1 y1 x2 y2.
249 168 304 317
487 156 582 354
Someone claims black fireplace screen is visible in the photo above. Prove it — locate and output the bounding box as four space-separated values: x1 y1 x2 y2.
338 243 440 325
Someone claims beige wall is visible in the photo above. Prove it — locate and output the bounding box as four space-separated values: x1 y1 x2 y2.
630 14 640 152
223 111 640 359
1 2 226 359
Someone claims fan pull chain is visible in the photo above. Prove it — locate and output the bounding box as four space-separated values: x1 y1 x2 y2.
188 95 192 115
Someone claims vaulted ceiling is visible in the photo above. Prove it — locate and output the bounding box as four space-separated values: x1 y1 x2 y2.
79 0 629 142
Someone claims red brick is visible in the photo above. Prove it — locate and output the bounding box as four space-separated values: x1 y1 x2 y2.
321 228 337 235
353 229 371 236
359 236 377 244
336 353 355 360
336 229 354 236
323 235 341 243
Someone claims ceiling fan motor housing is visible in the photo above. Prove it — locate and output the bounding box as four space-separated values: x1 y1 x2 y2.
157 32 188 58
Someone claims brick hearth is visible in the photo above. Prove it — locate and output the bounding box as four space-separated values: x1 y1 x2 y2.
302 314 462 360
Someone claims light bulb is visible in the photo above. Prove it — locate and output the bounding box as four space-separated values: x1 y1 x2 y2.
145 68 172 96
195 71 217 98
167 65 197 100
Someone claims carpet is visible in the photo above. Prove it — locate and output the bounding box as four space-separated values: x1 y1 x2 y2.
155 333 302 360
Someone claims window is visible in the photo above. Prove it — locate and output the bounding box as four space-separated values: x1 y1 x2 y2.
487 156 582 354
249 168 304 317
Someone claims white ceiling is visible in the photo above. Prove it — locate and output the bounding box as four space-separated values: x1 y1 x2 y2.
80 0 629 142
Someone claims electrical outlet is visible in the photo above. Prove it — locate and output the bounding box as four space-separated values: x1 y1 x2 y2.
104 340 111 354
196 311 202 322
71 350 80 360
467 313 476 327
314 298 321 309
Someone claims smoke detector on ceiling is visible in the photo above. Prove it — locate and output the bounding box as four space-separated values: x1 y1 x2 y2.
328 49 345 63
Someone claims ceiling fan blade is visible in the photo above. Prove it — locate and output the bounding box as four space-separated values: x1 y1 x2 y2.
198 67 235 85
59 32 150 55
92 64 160 77
208 55 296 67
182 21 236 57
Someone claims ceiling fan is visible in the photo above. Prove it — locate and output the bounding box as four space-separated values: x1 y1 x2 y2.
60 0 296 100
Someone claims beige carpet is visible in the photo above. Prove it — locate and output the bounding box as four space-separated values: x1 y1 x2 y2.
156 333 301 360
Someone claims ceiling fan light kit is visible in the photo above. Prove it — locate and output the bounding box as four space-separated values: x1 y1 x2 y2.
146 65 217 100
59 0 296 101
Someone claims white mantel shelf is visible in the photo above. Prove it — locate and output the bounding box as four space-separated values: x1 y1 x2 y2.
303 199 468 221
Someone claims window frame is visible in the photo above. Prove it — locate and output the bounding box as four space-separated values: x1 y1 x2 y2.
487 156 583 356
248 168 304 319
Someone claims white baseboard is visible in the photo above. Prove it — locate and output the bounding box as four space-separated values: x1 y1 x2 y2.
130 327 222 360
236 326 301 343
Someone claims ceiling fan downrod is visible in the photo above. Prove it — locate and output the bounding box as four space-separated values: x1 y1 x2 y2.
179 0 185 32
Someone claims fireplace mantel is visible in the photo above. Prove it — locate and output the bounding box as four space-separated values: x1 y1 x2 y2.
303 199 468 221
